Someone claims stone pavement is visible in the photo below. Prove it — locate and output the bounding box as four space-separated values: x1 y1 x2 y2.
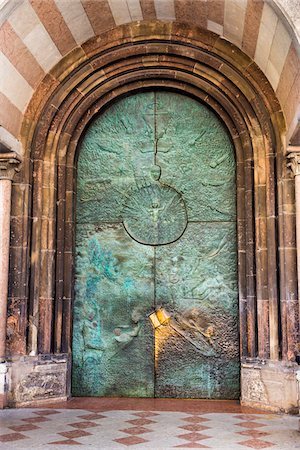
0 399 299 449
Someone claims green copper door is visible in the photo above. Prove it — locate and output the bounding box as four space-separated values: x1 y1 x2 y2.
72 91 239 399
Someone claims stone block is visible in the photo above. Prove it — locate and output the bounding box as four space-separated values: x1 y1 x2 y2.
7 354 70 406
241 361 299 413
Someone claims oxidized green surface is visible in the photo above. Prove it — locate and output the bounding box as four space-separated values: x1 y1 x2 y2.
73 91 239 398
155 222 239 398
73 223 155 397
123 183 187 245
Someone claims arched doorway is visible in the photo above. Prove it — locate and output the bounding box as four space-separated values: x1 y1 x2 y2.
9 21 296 411
72 91 239 399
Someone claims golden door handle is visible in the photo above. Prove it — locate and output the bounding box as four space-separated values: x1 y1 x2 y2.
148 308 171 328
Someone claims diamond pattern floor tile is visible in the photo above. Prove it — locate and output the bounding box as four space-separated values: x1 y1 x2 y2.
0 432 28 442
120 426 153 435
114 435 149 446
58 430 92 439
0 407 298 449
237 439 275 449
183 416 210 423
33 410 61 416
177 432 211 441
234 415 262 421
126 418 156 426
132 411 159 418
21 416 50 423
49 439 82 445
9 423 40 432
69 421 99 429
174 443 211 448
179 424 210 432
77 413 106 420
237 430 270 438
236 421 266 429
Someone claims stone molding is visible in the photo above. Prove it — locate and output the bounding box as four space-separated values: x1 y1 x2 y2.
0 152 22 181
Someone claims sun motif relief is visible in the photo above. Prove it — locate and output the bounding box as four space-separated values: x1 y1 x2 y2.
122 165 188 246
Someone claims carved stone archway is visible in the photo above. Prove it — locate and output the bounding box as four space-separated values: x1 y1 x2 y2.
6 22 298 412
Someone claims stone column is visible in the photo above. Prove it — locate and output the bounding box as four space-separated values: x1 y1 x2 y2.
288 146 300 419
287 149 300 305
0 152 22 361
0 151 21 408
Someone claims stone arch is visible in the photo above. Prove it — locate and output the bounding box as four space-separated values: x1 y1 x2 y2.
7 22 298 409
1 1 299 142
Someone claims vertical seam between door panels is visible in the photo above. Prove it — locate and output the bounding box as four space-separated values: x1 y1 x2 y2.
154 245 157 398
154 91 158 164
154 91 157 398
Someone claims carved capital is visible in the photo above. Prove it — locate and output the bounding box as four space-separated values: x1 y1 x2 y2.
0 152 22 181
287 152 300 177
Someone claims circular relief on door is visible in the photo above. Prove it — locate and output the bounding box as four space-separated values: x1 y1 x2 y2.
123 183 188 245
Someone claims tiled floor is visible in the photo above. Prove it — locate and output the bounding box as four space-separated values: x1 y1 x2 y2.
0 399 299 449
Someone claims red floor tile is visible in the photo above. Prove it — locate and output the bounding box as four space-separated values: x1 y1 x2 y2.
59 430 92 439
234 415 262 421
179 424 210 432
9 424 40 432
33 409 61 416
132 411 159 417
237 430 270 438
182 416 210 423
21 416 50 423
237 439 275 449
177 432 211 441
49 439 82 445
0 432 28 442
69 421 99 429
114 435 148 446
236 422 266 429
77 413 106 420
120 426 152 435
126 418 156 426
175 444 211 448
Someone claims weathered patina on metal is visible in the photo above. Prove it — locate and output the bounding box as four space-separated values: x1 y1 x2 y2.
72 91 239 399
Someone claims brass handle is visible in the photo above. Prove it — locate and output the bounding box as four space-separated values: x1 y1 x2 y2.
148 308 171 328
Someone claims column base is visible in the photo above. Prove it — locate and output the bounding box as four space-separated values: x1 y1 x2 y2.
0 362 9 408
5 354 70 407
241 360 299 414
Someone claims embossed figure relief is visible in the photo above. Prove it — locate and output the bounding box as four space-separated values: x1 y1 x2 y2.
123 170 188 245
73 92 239 399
